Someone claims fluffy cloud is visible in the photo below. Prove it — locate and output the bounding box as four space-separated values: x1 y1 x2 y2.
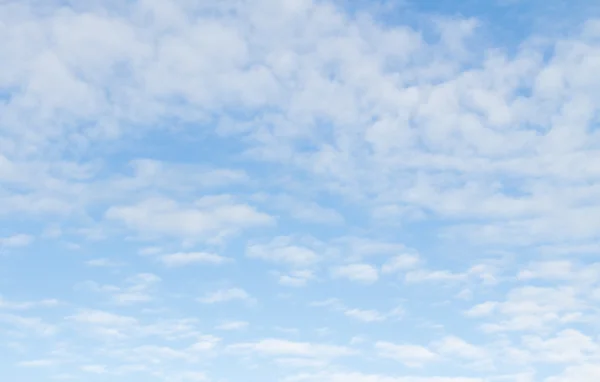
106 196 274 242
3 0 600 381
381 254 420 274
247 237 319 267
375 342 438 367
469 285 587 333
331 264 379 284
159 252 231 267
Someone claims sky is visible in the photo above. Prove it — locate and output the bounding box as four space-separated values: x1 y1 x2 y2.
1 0 600 381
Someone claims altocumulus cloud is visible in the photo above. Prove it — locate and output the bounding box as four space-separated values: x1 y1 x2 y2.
2 0 600 381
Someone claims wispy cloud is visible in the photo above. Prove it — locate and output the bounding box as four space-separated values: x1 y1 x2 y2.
198 288 255 305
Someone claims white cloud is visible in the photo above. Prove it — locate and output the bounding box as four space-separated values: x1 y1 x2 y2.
216 321 248 331
189 335 221 352
227 338 356 358
88 273 162 305
278 270 315 287
331 263 379 284
332 238 408 261
310 298 346 310
247 237 319 267
522 329 599 364
139 246 162 256
517 260 599 284
375 341 438 367
67 309 138 327
160 252 230 267
0 296 59 310
284 372 484 382
381 254 420 274
0 234 34 248
18 359 56 368
470 286 586 333
545 364 600 382
81 365 107 374
275 357 328 368
432 336 488 361
344 309 387 323
174 372 209 381
405 269 467 283
106 196 274 242
517 261 573 280
115 159 248 193
198 288 254 304
3 0 600 381
265 194 345 225
465 302 498 317
0 313 57 336
312 298 402 323
85 258 123 267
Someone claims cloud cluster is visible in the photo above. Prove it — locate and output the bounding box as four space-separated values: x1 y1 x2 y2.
2 0 600 381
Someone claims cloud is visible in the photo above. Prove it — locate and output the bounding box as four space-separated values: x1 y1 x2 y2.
173 372 209 381
215 321 249 331
189 335 221 352
0 313 57 336
0 234 34 248
310 298 346 310
344 309 387 322
3 0 600 381
67 309 138 327
0 296 59 310
284 372 484 382
517 260 598 282
106 196 274 242
66 308 206 346
160 252 231 267
375 341 438 367
81 365 107 374
18 359 56 368
469 286 586 333
85 258 124 267
275 357 328 368
278 270 315 287
247 237 319 267
198 288 254 304
78 273 161 305
227 338 356 358
381 254 420 274
264 194 345 225
404 269 468 283
522 329 598 364
311 298 402 322
432 336 488 361
332 238 408 261
331 263 379 283
114 159 249 193
545 364 600 382
464 302 498 317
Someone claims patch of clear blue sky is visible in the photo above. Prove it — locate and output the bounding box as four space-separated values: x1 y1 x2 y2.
340 0 600 46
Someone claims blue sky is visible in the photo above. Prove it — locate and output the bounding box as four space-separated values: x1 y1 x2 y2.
2 0 600 381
